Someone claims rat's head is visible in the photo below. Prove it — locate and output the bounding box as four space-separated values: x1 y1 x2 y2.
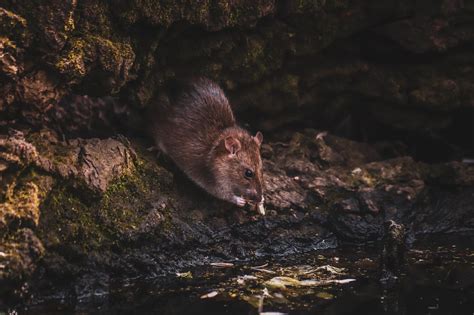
210 129 264 207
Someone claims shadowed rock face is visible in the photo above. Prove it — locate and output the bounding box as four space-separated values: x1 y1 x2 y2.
0 0 473 303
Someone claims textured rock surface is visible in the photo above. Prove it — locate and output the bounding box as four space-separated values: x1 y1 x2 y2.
1 128 473 302
0 0 473 304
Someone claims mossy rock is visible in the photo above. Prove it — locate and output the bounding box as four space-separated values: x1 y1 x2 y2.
38 147 173 252
55 35 135 92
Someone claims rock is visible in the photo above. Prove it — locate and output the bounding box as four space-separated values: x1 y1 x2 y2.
0 182 41 230
16 71 66 115
380 220 406 285
0 128 140 295
0 229 45 298
0 37 20 79
54 35 135 93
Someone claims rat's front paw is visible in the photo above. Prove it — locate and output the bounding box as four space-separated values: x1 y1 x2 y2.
232 195 246 207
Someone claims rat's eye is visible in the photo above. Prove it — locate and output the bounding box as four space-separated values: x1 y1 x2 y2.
244 169 254 179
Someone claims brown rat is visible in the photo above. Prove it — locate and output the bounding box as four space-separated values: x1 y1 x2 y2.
149 77 264 208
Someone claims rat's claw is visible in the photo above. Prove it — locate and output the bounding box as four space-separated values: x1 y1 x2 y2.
232 195 246 207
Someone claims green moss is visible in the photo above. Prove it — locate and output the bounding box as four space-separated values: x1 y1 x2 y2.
76 0 112 37
26 132 75 166
115 0 272 29
99 165 152 235
55 34 134 82
64 11 75 33
213 0 239 25
0 167 54 239
96 36 134 72
0 181 40 229
38 152 170 252
54 37 87 78
115 0 178 26
39 186 100 248
347 171 378 189
224 36 268 81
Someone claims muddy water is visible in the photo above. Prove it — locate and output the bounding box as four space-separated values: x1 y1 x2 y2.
7 236 474 315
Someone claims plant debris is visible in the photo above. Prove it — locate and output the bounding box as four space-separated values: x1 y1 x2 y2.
176 271 193 279
210 262 235 268
200 291 219 299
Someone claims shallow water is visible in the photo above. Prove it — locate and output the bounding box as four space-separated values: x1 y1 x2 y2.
5 236 474 315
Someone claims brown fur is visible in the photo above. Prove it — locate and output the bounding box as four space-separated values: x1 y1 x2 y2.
149 77 263 206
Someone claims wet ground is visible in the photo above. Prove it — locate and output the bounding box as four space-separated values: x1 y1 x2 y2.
3 235 473 315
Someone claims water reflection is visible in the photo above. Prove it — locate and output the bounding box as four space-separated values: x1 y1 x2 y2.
10 237 474 315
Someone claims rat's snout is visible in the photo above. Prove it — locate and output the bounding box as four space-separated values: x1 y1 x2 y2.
245 189 261 202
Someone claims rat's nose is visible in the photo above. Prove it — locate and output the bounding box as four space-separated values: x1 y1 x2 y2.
246 189 261 202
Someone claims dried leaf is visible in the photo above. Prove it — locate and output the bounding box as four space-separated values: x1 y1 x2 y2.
316 291 334 300
265 276 355 289
176 271 193 279
200 291 219 299
314 265 346 275
210 262 234 268
264 277 301 289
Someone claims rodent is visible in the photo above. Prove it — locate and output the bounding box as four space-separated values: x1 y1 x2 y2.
149 77 264 209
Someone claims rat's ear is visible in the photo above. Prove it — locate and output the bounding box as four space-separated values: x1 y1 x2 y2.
254 131 263 146
225 136 241 155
